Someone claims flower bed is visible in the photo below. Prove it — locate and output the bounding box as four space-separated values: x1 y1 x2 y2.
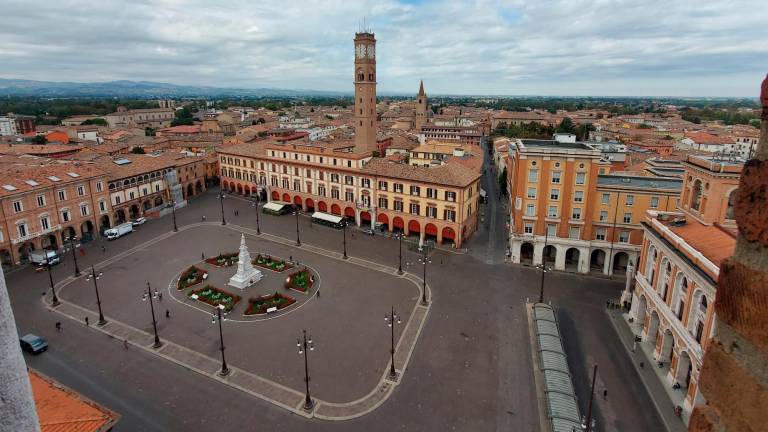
205 252 239 268
252 254 293 272
244 292 296 315
177 266 208 290
189 285 241 311
284 268 314 293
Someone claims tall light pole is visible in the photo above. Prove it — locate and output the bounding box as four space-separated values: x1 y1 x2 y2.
252 194 261 235
342 220 348 259
219 191 227 226
293 205 301 246
46 253 60 307
142 282 162 348
63 234 80 277
585 364 598 432
211 304 229 376
85 266 106 325
396 233 403 275
419 253 431 305
385 306 401 379
297 330 314 411
170 200 178 232
536 229 551 303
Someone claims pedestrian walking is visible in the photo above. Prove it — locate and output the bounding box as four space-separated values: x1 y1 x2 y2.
202 215 207 222
289 255 293 263
123 339 128 349
165 309 170 318
55 322 62 332
85 316 89 326
603 389 608 400
316 290 320 298
640 361 644 369
157 292 163 301
101 245 106 253
632 341 637 352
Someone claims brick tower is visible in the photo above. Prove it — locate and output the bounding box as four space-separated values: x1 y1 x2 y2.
415 80 428 131
353 31 377 154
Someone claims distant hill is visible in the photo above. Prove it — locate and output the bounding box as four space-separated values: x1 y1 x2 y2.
0 78 348 98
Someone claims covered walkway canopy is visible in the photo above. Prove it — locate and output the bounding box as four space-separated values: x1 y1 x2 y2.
311 211 343 225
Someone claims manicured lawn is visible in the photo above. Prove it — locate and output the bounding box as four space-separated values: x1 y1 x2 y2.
177 266 208 290
252 254 293 272
189 285 241 311
205 252 239 268
244 292 296 315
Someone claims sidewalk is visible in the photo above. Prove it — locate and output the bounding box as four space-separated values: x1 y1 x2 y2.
606 309 687 432
45 222 432 421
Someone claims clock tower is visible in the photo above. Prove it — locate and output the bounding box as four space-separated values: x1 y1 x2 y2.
353 31 377 154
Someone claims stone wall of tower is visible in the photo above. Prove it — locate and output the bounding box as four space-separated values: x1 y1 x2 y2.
688 74 768 432
0 264 41 432
353 32 378 154
415 80 428 131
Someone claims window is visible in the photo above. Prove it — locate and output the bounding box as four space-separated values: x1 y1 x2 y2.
599 168 606 175
58 190 66 201
574 191 584 203
526 187 537 199
524 222 534 234
345 191 354 202
525 204 535 216
331 173 339 183
550 189 560 200
623 212 632 223
625 195 635 206
344 175 354 185
13 201 22 213
410 186 420 196
569 227 581 239
394 200 403 212
571 208 582 220
575 172 586 185
347 161 352 168
318 185 326 197
650 196 659 208
599 210 608 222
115 196 121 204
361 195 370 206
427 188 437 199
361 178 370 188
410 203 420 215
547 206 558 218
551 171 561 184
62 210 70 222
77 185 85 196
528 169 538 182
601 193 610 204
99 201 106 212
445 191 456 202
331 189 340 199
17 223 27 238
40 216 50 231
294 180 301 191
96 182 103 192
394 183 403 193
546 224 557 236
80 204 88 216
426 206 437 218
618 231 630 243
378 181 388 191
596 228 607 240
378 197 388 209
444 209 456 222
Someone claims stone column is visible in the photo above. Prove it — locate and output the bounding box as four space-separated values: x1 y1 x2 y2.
0 265 41 432
554 246 566 271
621 260 635 304
370 208 376 231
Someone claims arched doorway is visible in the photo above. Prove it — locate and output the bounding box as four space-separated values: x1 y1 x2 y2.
100 215 111 233
18 243 34 262
271 191 280 201
196 181 203 194
80 220 94 242
129 205 140 219
143 200 152 211
425 223 438 242
293 195 303 207
187 184 194 197
222 180 229 191
344 207 356 218
42 234 58 250
331 204 341 215
305 198 315 212
116 209 127 224
659 329 674 363
564 248 580 272
377 213 389 231
408 220 420 237
0 249 11 267
393 217 405 233
613 251 629 274
675 351 692 388
646 310 660 343
154 197 164 207
360 211 371 222
635 295 648 325
543 245 556 266
63 226 77 240
318 201 328 212
282 193 291 203
520 242 534 265
442 226 455 244
590 249 606 273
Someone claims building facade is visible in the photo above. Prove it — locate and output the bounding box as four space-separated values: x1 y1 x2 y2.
104 107 175 129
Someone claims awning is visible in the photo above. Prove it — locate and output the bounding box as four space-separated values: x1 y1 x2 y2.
311 212 343 224
263 202 286 212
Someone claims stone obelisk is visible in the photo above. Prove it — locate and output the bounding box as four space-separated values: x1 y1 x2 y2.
228 234 262 289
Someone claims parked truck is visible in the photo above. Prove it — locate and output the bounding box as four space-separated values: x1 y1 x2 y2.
105 222 133 240
29 250 60 266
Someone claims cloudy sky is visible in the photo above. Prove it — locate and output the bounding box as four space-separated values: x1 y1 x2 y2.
2 0 767 97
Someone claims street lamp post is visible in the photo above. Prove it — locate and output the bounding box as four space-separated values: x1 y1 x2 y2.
142 282 163 348
252 195 262 235
46 253 60 307
170 200 178 232
584 364 598 432
64 234 80 277
211 304 230 376
397 233 403 275
219 192 227 225
342 221 348 259
85 266 106 325
293 205 301 246
419 253 431 305
385 306 402 379
536 229 551 303
297 330 315 411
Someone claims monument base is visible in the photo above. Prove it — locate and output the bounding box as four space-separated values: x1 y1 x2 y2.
228 269 262 289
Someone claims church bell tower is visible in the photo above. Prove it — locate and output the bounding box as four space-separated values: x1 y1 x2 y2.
353 31 377 153
415 80 428 131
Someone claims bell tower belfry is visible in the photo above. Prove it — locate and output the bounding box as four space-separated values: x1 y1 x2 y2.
415 80 428 131
353 31 377 153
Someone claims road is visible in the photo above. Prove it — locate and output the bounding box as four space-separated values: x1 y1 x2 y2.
7 181 665 431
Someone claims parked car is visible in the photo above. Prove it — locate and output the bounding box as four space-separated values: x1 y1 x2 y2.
131 217 147 226
20 334 48 354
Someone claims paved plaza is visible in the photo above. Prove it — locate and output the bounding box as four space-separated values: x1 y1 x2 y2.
7 182 667 431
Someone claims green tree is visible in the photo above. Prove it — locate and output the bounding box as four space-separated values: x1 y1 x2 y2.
171 107 194 126
498 167 508 196
31 135 47 144
144 127 156 136
80 118 108 126
131 146 146 154
556 117 576 134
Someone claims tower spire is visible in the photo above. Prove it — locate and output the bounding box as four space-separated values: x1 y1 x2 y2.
418 80 425 96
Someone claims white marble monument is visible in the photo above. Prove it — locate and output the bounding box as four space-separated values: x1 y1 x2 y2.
228 234 262 289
